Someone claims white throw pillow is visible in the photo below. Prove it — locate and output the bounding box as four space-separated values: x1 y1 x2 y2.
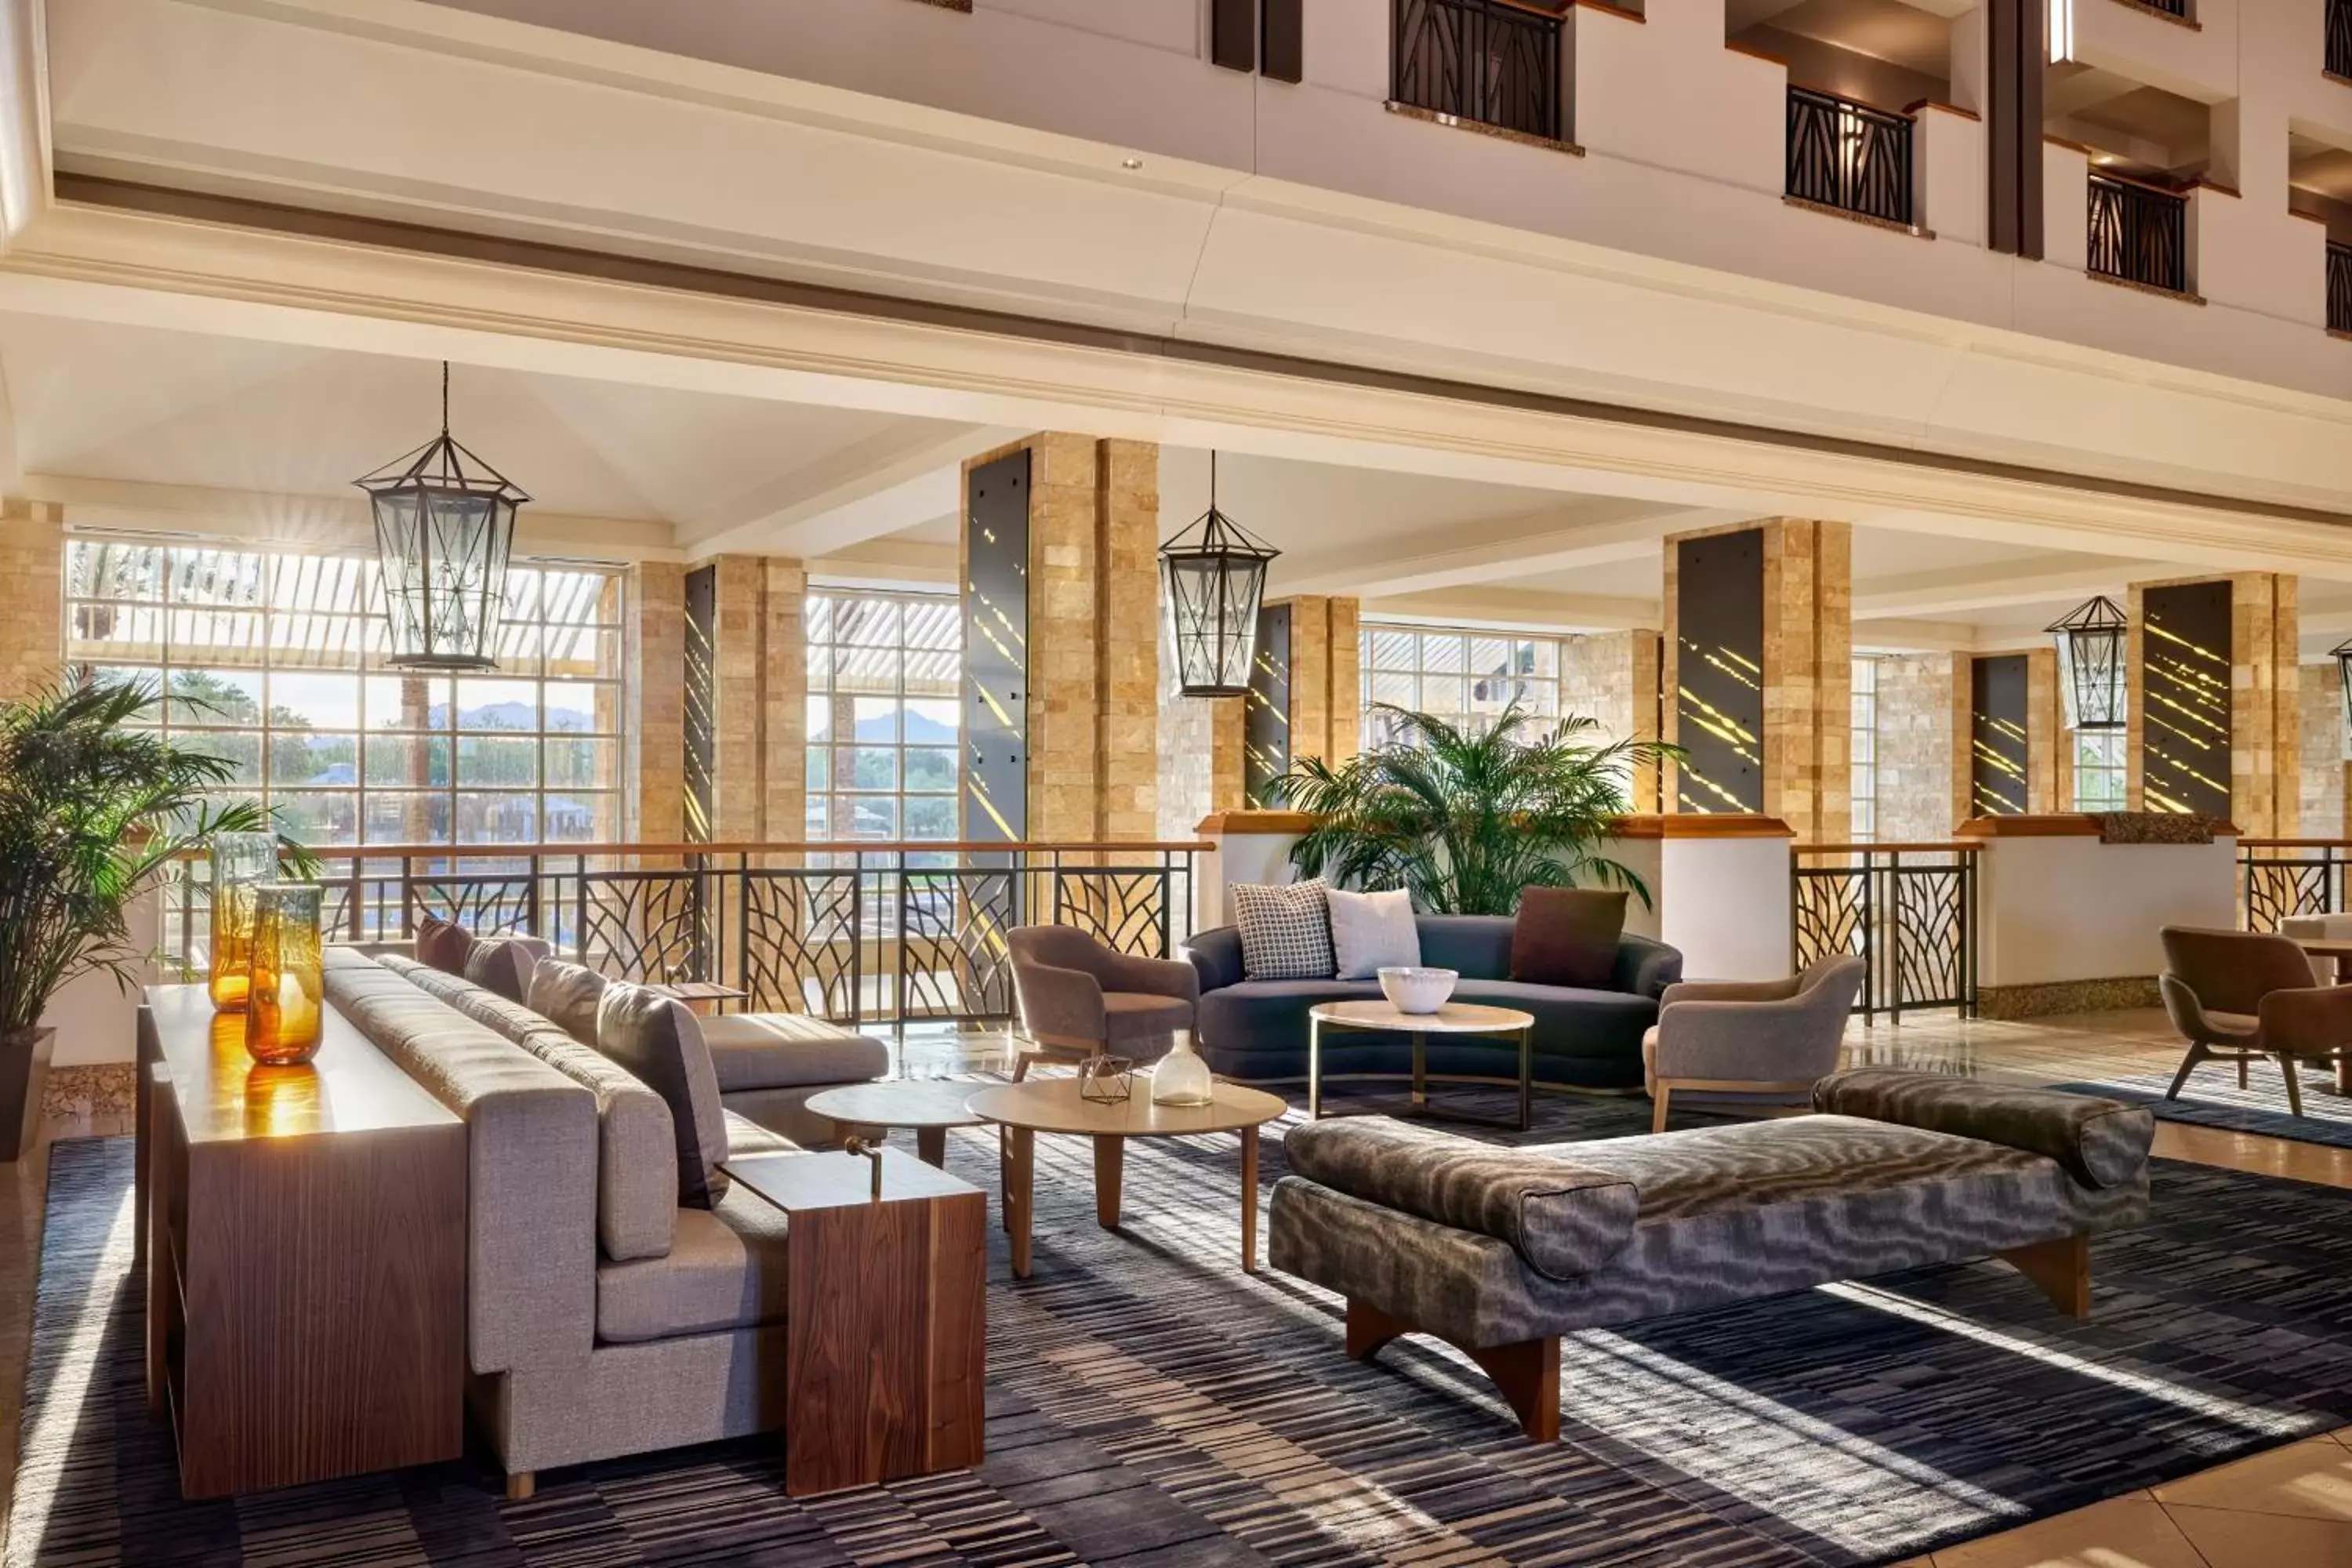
1327 887 1421 980
1232 878 1335 980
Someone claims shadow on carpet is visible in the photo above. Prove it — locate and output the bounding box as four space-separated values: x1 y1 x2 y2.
9 1095 2352 1568
2054 1063 2352 1148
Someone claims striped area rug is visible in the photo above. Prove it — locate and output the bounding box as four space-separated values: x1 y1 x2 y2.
12 1095 2352 1567
2053 1067 2352 1148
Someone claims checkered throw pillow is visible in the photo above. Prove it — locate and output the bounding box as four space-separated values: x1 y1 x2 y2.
1232 879 1335 981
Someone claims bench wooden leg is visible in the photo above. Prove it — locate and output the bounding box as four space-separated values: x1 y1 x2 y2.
1343 1298 1560 1443
505 1471 535 1502
1998 1234 2090 1319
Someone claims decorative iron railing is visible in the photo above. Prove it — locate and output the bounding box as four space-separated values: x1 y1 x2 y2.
1391 0 1563 142
161 840 1207 1029
1791 844 1980 1021
2088 172 2188 294
2331 241 2352 334
2332 0 2352 78
2140 0 2190 16
1785 86 1914 227
2239 840 2352 931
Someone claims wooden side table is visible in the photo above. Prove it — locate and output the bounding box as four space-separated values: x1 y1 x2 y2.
143 985 466 1499
724 1147 986 1497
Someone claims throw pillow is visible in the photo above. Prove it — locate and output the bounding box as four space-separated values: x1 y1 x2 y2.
595 983 731 1210
415 913 474 977
528 956 610 1046
1327 887 1421 981
1232 878 1335 981
464 935 550 1006
1509 887 1628 989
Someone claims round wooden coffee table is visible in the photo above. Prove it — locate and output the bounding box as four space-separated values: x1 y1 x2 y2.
965 1077 1288 1278
1308 1000 1537 1131
806 1080 987 1167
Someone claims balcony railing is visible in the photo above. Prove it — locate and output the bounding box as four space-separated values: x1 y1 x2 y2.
162 839 1207 1030
2331 242 2352 333
2239 840 2352 931
2333 0 2352 78
1391 0 1563 143
1785 86 1915 227
2088 172 2188 294
1792 844 1980 1021
2140 0 2190 16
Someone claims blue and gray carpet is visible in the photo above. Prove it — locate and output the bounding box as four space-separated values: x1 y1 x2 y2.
10 1094 2352 1566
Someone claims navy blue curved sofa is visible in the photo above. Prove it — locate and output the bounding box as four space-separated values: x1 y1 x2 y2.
1181 915 1682 1090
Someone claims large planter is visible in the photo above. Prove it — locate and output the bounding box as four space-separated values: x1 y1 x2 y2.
0 1027 53 1162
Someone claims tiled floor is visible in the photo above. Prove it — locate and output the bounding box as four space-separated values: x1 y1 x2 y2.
5 1008 2349 1566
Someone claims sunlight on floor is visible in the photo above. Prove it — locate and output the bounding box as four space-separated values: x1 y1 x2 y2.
2 1186 132 1568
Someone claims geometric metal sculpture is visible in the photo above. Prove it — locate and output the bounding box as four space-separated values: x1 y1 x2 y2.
1160 453 1279 698
2045 594 2129 731
354 362 528 671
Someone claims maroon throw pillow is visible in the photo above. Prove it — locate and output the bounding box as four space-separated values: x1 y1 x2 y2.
1509 888 1628 989
416 913 476 977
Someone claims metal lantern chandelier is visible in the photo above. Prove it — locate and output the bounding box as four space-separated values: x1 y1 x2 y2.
354 362 529 672
2332 636 2352 738
1159 453 1280 698
2046 594 2129 731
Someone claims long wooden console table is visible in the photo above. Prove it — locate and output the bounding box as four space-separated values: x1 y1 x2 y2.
141 984 467 1498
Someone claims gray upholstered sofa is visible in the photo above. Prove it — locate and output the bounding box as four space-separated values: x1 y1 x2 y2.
1183 915 1680 1088
319 947 887 1494
1269 1067 2154 1439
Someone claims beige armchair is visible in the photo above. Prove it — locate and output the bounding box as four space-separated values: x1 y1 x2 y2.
1643 956 1867 1133
1006 926 1199 1080
2160 926 2352 1116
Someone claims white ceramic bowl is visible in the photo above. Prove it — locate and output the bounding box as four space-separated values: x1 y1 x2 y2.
1377 967 1457 1014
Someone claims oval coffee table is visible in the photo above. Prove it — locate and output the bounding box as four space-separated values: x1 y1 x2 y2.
806 1080 987 1167
1308 1000 1537 1131
965 1077 1288 1279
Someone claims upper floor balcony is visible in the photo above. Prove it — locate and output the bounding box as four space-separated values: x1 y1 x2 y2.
1390 0 1563 146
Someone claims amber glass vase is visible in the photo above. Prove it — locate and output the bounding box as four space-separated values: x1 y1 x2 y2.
246 883 325 1065
206 832 278 1012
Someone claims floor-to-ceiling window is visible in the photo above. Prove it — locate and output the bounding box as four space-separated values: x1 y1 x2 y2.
2074 729 2129 811
1850 655 1879 842
1359 623 1561 748
63 538 626 848
802 590 960 842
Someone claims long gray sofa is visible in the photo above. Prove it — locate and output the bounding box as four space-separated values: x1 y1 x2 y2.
1268 1067 2154 1439
318 947 888 1494
1184 915 1681 1088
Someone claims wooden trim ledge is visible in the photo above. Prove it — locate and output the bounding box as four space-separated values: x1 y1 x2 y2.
1611 815 1796 840
1956 814 2101 838
1196 811 1319 835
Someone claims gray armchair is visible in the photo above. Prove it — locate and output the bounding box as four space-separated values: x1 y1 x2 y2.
2160 925 2352 1116
1007 925 1199 1080
1643 956 1866 1132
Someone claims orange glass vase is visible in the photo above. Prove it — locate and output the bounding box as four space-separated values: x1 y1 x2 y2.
246 883 325 1065
206 832 278 1011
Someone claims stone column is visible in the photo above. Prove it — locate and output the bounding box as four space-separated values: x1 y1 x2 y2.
625 561 686 845
2127 572 2298 833
1269 595 1360 769
2300 663 2346 839
1562 630 1665 813
1875 652 1965 840
0 499 63 703
2025 647 2064 814
761 559 809 845
689 554 806 846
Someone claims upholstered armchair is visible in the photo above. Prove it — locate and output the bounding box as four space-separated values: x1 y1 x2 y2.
1006 926 1200 1080
1643 956 1867 1133
2160 926 2352 1116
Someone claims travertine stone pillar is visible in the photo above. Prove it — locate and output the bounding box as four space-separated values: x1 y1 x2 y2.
1874 653 1964 840
2127 572 2297 833
626 561 687 845
689 554 807 846
1561 630 1664 813
0 499 63 702
1268 595 1360 768
2025 648 2064 813
2299 662 2346 838
762 560 809 845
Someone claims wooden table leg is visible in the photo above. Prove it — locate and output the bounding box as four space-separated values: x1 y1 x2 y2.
1007 1126 1034 1278
1094 1134 1124 1229
1308 1015 1324 1120
1240 1124 1259 1274
1411 1031 1428 1112
917 1125 948 1167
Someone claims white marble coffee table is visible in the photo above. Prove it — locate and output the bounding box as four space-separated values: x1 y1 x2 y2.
1307 1000 1537 1131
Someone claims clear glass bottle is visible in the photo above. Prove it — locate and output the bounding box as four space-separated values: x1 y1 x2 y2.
1149 1033 1214 1108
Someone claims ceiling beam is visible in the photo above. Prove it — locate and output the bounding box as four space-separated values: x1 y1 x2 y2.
1362 586 1661 632
1279 504 1747 598
678 422 1017 559
1853 557 2144 620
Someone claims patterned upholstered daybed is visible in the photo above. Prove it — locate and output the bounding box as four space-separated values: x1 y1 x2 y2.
1268 1068 2155 1439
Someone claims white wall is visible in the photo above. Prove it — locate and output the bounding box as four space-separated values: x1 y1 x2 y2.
1975 835 2238 987
39 885 158 1066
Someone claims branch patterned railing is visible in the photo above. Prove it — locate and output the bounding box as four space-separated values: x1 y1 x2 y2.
1791 844 1980 1021
2333 0 2352 79
2088 172 2188 294
2239 840 2352 932
1786 86 1914 227
160 840 1207 1029
1391 0 1563 141
2331 241 2352 334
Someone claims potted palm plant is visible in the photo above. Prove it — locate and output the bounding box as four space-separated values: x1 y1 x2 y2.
1269 702 1676 915
0 678 285 1159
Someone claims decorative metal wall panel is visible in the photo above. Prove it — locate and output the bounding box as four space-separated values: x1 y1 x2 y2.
683 564 716 844
963 452 1030 846
1674 531 1765 814
1244 601 1292 808
2141 580 2233 819
1969 654 2030 817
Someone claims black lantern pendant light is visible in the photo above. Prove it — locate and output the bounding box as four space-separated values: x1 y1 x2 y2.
1160 453 1280 698
354 362 528 671
2332 637 2352 735
2046 594 2129 731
